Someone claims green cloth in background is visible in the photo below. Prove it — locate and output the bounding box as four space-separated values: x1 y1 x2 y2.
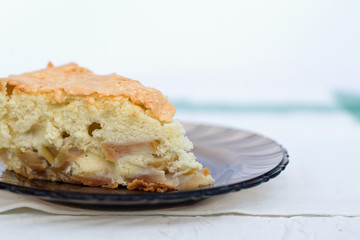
336 92 360 122
172 91 360 122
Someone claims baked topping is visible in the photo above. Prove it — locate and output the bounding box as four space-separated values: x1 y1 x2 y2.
127 179 176 192
1 63 175 122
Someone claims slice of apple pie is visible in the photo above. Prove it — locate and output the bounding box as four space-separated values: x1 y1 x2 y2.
0 63 213 192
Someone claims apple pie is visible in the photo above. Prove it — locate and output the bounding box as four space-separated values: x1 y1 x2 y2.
0 63 213 192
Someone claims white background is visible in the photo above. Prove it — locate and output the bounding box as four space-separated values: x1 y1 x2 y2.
1 0 359 103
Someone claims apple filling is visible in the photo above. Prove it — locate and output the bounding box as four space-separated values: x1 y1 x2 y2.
0 139 211 191
0 145 113 187
0 140 183 190
102 142 155 162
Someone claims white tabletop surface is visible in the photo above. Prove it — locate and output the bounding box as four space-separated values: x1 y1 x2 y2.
1 1 359 239
1 111 360 239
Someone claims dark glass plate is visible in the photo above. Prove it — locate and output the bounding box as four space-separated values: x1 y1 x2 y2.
0 123 289 210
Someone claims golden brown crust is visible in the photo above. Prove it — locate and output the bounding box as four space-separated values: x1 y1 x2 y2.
2 63 175 122
0 80 4 92
202 168 211 176
127 179 176 192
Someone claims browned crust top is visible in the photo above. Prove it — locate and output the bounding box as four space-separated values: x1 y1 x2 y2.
1 63 175 122
127 179 176 192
